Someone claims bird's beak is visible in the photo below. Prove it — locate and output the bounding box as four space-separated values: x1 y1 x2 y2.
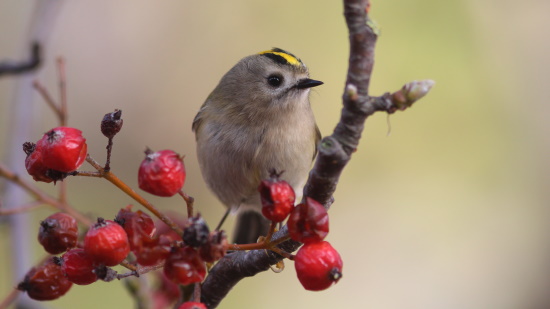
295 78 324 89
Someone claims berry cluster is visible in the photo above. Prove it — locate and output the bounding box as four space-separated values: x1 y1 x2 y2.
259 173 343 291
21 207 223 306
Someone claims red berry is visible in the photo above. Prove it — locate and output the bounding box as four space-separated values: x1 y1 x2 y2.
23 142 53 183
115 206 156 251
18 258 72 301
38 212 78 254
134 215 184 266
138 149 186 197
84 218 130 266
163 246 206 285
36 127 87 173
178 302 207 309
259 172 295 222
60 248 98 285
294 241 343 291
134 235 172 266
287 197 329 244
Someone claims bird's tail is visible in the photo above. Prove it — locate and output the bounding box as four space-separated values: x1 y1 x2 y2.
232 210 271 244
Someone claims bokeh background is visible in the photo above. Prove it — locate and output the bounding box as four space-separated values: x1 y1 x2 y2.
1 0 550 308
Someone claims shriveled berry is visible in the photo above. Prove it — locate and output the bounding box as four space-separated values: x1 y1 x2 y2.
182 214 210 248
84 218 130 266
36 127 87 172
59 248 98 285
134 235 171 266
294 241 343 291
164 246 206 285
138 149 186 197
115 205 156 251
23 142 53 183
134 214 184 266
100 109 123 138
38 212 78 254
178 302 207 309
288 197 329 244
259 171 295 222
18 258 72 301
198 230 228 263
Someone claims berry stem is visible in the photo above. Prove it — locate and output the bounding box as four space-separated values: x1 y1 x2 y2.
104 137 114 172
119 261 138 272
225 233 291 251
71 171 103 177
269 246 294 260
116 263 164 279
264 221 277 242
84 155 184 235
193 282 202 303
178 190 195 218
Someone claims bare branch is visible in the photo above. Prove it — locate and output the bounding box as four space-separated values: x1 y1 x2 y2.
0 43 41 76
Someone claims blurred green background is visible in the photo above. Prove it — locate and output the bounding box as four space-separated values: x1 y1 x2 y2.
1 0 550 308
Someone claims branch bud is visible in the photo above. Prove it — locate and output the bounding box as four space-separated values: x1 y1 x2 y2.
392 79 435 110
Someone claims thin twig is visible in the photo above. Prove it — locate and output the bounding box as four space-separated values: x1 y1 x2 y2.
0 255 52 308
71 171 103 177
264 221 277 242
33 80 63 121
0 201 44 215
0 163 93 226
193 283 201 303
0 286 20 309
120 261 138 272
178 190 195 218
56 57 67 126
116 263 164 279
0 42 41 76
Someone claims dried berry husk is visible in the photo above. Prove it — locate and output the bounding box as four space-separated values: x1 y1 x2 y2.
101 109 123 138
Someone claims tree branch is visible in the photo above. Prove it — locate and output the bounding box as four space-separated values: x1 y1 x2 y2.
201 1 380 307
0 43 41 77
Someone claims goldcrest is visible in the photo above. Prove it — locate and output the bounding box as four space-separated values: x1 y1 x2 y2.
192 48 323 243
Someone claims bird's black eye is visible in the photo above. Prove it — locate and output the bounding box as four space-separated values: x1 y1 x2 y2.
267 74 283 87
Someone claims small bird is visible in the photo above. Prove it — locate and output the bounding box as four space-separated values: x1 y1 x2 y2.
192 48 323 243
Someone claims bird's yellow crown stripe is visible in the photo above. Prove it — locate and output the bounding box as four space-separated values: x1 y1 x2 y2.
259 48 303 68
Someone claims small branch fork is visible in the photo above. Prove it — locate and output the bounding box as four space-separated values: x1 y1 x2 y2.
200 1 434 307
